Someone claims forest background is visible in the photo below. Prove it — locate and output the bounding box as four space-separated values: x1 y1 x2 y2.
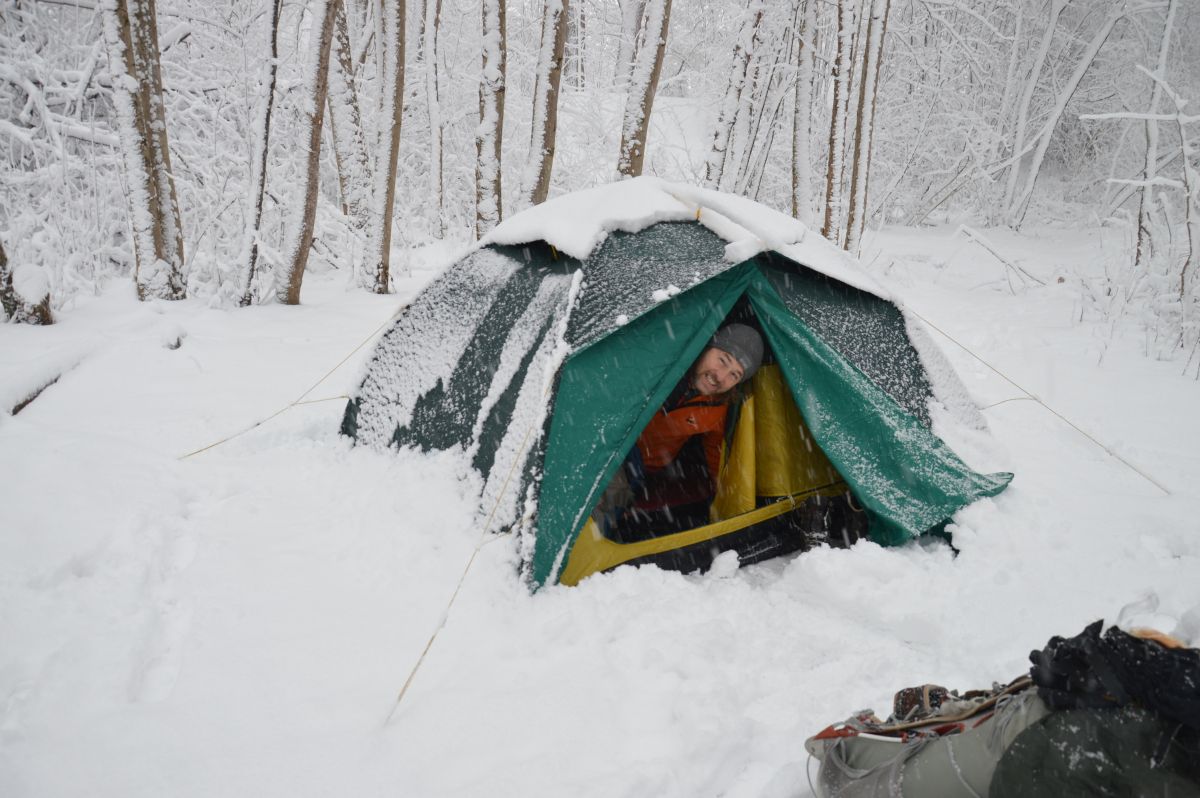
1 0 1198 367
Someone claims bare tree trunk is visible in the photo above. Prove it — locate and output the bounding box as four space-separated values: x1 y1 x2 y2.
327 0 373 234
821 0 851 242
279 0 339 305
101 0 186 301
704 2 763 189
366 0 405 293
475 0 506 236
616 0 671 178
844 0 889 254
1134 0 1178 272
240 0 283 307
791 0 814 225
0 239 53 325
522 0 567 207
424 0 444 235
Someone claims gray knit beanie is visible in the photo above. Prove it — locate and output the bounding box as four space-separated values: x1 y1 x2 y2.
710 324 763 382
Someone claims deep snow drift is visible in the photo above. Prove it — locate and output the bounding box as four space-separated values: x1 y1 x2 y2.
2 223 1198 797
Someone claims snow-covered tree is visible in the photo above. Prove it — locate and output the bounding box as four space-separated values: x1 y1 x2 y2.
616 0 671 178
1133 0 1179 274
327 0 374 236
1003 5 1131 228
0 237 52 325
240 0 284 306
614 0 646 89
423 0 445 234
844 0 890 255
821 0 852 242
279 0 339 305
521 0 568 207
704 2 762 191
101 0 186 301
790 0 815 226
365 0 405 294
475 0 506 235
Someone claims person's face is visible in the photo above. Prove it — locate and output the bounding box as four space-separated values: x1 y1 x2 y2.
691 347 743 396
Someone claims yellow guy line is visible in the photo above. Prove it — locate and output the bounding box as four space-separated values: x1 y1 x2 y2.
177 306 400 460
381 417 540 726
380 270 584 723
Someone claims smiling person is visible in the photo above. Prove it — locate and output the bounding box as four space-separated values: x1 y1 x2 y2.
634 323 764 496
591 323 764 535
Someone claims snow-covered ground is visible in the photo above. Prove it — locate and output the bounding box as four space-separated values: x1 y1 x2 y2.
2 224 1197 797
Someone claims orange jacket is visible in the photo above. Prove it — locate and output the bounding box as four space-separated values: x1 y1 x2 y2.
636 392 728 489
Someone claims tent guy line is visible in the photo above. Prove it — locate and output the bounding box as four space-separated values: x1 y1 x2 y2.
170 292 538 724
907 306 1172 496
382 395 545 726
176 302 403 461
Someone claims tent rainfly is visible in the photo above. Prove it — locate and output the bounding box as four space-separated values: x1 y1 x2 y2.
341 178 1012 588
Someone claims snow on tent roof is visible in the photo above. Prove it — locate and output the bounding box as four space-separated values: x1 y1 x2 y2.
484 177 988 439
482 176 890 301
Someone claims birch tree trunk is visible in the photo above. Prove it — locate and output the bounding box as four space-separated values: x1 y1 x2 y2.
522 0 568 207
844 0 889 254
366 0 405 293
327 0 373 234
475 0 506 236
0 239 53 325
791 0 815 225
821 0 852 243
424 0 444 235
279 0 338 305
240 0 282 306
1134 0 1178 272
616 0 671 178
101 0 186 301
704 2 763 190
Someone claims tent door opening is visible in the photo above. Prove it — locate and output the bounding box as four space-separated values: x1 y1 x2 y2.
559 304 868 586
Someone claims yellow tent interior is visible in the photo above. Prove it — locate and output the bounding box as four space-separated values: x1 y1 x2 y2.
560 364 857 585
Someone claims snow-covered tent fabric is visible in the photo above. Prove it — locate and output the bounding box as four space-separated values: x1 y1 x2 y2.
341 179 1012 588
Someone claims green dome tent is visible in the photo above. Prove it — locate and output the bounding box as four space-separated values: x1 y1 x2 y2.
341 179 1012 588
